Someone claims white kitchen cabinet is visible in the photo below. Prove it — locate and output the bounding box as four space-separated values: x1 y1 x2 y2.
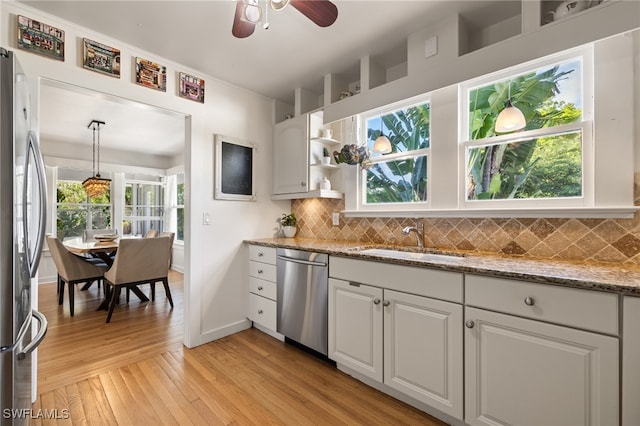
328 275 463 420
247 245 278 333
272 114 309 196
623 295 640 426
465 275 619 426
272 111 342 200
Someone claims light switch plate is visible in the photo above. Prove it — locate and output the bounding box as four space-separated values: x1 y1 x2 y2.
203 212 211 225
332 212 340 226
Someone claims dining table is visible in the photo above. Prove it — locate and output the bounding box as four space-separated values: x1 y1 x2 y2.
62 236 150 309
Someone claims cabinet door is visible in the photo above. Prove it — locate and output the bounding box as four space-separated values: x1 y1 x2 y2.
328 278 383 381
272 114 309 195
465 307 619 426
384 290 463 420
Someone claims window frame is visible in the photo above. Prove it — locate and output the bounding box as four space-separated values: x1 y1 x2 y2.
122 178 165 237
55 178 112 239
458 46 595 210
356 95 432 213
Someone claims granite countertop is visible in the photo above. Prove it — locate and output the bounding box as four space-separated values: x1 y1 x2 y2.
246 237 640 296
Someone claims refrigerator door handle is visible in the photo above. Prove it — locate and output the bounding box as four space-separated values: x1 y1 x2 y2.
17 310 47 361
25 130 47 277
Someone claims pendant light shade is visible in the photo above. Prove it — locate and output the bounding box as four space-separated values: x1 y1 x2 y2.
495 99 526 133
82 120 111 198
373 117 392 154
495 81 526 133
373 134 392 154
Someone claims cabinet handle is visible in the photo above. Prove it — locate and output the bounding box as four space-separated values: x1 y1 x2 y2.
257 269 263 274
257 286 263 291
301 181 306 187
373 298 381 305
465 320 475 329
524 297 535 306
382 300 390 307
257 309 263 315
258 252 264 257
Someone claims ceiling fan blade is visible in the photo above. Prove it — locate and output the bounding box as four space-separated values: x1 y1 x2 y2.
232 1 256 38
290 0 338 27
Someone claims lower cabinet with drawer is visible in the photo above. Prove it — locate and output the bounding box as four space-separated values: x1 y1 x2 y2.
464 274 619 426
247 245 278 333
329 257 464 421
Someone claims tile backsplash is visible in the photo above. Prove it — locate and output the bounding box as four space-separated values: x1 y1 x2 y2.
291 177 640 265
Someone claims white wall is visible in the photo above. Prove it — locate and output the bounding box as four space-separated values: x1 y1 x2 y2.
1 1 290 347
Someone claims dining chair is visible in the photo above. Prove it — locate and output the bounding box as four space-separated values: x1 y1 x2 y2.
103 236 172 323
144 229 159 238
138 232 175 302
46 235 108 317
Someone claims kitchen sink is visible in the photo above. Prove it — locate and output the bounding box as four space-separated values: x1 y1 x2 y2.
355 247 466 262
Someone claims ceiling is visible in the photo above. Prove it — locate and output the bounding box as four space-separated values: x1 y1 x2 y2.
21 0 520 157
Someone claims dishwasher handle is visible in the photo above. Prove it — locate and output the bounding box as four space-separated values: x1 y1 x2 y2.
277 255 327 267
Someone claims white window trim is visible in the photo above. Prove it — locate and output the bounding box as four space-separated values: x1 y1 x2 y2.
344 35 636 219
459 47 594 210
356 95 432 213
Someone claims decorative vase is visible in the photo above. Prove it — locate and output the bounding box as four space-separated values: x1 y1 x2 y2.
321 156 331 165
283 226 297 238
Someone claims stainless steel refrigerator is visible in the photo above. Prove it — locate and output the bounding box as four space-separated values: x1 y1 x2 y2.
0 47 48 425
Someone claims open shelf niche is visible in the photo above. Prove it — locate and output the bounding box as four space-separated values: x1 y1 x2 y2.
366 40 408 90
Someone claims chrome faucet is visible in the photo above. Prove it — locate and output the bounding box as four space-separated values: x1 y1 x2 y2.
402 220 424 248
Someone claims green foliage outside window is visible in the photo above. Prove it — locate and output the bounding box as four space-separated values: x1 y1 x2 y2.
365 104 430 204
467 61 583 200
56 181 111 239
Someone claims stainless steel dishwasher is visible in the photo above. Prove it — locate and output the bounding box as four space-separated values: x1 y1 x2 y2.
276 248 329 356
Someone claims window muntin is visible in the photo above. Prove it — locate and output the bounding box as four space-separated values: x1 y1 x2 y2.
122 180 164 237
56 180 111 239
462 54 590 204
360 100 430 208
176 180 184 241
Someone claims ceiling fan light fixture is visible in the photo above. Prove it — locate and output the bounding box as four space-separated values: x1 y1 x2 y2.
242 2 262 23
495 99 526 133
270 0 290 11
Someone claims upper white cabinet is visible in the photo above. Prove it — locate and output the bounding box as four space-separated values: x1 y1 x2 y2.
272 111 343 200
272 114 309 197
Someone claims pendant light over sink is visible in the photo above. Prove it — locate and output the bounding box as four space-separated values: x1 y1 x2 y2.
495 81 526 133
373 116 392 154
82 120 111 198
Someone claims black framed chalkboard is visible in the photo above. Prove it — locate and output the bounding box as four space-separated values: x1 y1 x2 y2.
214 134 256 201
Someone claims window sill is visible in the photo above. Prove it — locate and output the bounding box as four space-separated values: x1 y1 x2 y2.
342 207 639 219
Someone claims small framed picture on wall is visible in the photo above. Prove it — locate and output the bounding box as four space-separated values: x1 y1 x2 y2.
83 38 121 78
135 57 167 91
17 15 65 61
178 72 205 103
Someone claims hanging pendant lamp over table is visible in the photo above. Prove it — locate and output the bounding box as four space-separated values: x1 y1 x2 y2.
495 81 526 133
82 120 111 198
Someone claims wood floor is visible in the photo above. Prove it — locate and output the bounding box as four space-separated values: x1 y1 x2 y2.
34 272 447 425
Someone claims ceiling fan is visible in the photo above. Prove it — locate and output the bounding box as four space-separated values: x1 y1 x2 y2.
232 0 339 38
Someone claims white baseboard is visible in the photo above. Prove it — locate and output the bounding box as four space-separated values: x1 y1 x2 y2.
194 319 251 347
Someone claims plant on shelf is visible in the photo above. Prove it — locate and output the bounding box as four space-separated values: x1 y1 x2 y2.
280 213 297 238
322 147 331 165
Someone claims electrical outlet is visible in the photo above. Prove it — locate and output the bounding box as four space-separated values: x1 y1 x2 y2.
332 212 340 226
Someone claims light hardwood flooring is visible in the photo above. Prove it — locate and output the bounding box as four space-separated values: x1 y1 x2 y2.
34 272 447 425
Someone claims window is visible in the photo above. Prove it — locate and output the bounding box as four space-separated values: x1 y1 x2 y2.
122 178 165 236
358 98 430 211
56 179 111 240
461 50 592 208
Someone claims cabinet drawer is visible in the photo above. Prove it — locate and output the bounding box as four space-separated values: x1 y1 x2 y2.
249 276 277 301
248 293 277 331
330 256 463 303
249 245 276 264
248 261 276 282
465 274 618 336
